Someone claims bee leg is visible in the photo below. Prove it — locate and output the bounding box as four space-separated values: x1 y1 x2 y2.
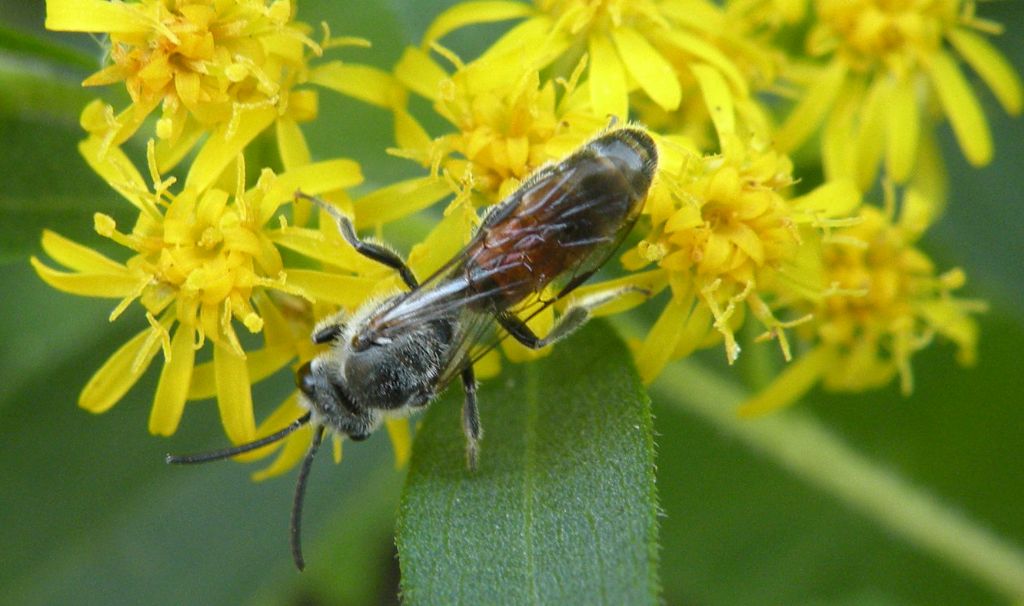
295 191 419 289
460 365 482 472
500 286 650 349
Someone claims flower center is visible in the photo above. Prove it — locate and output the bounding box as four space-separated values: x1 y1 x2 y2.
813 0 957 72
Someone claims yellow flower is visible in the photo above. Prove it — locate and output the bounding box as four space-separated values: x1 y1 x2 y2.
739 187 984 417
725 0 808 30
30 139 369 457
624 131 860 383
393 46 602 203
389 49 615 363
48 0 313 160
420 0 750 128
775 0 1023 189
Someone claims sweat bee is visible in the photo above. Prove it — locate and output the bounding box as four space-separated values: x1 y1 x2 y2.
168 126 658 569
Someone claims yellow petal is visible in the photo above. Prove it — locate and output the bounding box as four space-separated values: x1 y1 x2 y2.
821 88 857 183
503 303 554 362
185 107 276 192
269 226 376 272
636 296 690 384
611 27 681 111
253 290 295 350
473 348 502 379
773 228 825 303
40 230 124 273
188 346 294 399
910 128 948 206
78 136 154 215
275 117 312 170
234 392 305 464
353 176 452 229
737 346 834 417
725 222 765 266
149 323 196 435
310 62 403 108
394 106 433 154
775 61 847 153
588 33 629 120
791 179 861 217
853 77 887 190
286 270 380 308
925 51 992 166
384 417 412 469
671 301 713 360
46 0 149 33
423 1 533 46
214 340 257 444
407 203 472 277
899 186 940 239
564 269 669 317
479 15 567 69
332 433 343 464
79 325 162 413
155 120 204 173
31 256 137 298
690 63 734 143
947 28 1022 115
884 77 919 183
81 63 126 87
252 427 314 480
658 29 748 97
262 159 364 224
394 47 449 100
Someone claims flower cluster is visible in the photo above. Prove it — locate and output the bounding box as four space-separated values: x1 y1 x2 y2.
35 0 1019 474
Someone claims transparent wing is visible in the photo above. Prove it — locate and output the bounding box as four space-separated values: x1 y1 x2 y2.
365 132 650 384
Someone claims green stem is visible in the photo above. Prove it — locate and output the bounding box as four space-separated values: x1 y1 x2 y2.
653 361 1024 601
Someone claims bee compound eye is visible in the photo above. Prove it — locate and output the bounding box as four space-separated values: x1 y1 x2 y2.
296 361 316 396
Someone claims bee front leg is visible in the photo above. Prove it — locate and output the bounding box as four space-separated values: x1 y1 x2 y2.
460 365 482 471
499 286 650 349
295 191 419 289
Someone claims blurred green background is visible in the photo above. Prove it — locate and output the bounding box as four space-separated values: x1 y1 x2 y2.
1 1 1022 604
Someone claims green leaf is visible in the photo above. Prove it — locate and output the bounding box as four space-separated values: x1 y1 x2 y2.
396 322 660 604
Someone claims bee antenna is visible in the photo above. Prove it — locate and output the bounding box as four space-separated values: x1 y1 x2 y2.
165 413 313 465
291 424 326 571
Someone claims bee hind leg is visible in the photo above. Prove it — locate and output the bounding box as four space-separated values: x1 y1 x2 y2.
500 286 650 349
295 191 419 289
460 365 482 471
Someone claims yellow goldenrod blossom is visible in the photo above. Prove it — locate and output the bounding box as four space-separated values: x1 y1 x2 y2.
47 0 391 180
726 0 808 30
624 131 859 383
420 0 752 131
739 187 983 417
775 0 1023 189
48 0 316 161
30 139 372 456
393 46 602 203
390 49 617 362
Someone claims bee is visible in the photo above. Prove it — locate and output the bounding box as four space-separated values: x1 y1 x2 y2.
167 126 658 570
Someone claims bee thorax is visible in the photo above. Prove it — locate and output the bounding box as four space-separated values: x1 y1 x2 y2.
342 317 456 412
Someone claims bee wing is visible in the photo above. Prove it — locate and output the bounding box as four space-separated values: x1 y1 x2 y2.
435 305 503 387
441 169 645 379
373 131 652 384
